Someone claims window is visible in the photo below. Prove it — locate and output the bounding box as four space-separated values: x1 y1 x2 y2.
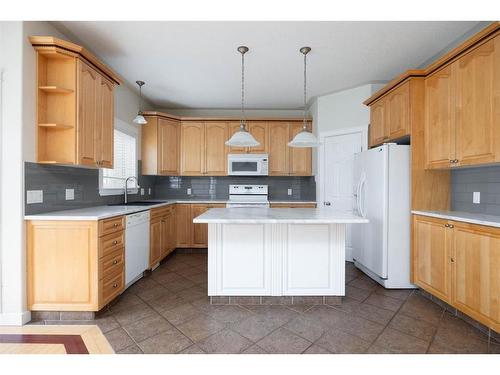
99 125 138 196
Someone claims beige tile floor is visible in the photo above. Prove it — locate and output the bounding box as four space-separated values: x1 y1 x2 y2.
32 252 500 354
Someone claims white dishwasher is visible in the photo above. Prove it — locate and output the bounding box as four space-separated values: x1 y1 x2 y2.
125 210 150 288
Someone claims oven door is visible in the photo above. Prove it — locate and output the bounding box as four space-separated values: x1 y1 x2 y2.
228 159 262 175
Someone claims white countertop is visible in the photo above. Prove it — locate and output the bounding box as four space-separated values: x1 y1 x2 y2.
193 208 368 224
412 210 500 228
24 200 318 221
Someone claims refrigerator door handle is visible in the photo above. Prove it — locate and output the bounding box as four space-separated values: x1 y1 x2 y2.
358 176 366 218
354 179 361 215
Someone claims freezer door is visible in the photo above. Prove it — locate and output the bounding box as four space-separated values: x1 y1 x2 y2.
352 145 389 279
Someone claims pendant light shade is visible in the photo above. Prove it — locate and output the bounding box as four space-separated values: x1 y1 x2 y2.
225 46 260 148
288 47 320 148
133 80 147 125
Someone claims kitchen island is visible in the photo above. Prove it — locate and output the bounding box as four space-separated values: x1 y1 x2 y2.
193 208 368 299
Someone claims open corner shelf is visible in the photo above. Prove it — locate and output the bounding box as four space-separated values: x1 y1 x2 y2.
38 123 74 129
39 86 74 94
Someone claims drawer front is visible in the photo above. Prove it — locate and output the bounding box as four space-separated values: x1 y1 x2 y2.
99 231 125 258
99 216 125 236
99 248 124 280
151 205 174 220
101 270 124 306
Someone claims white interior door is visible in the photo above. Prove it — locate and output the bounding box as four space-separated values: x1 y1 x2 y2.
321 131 363 261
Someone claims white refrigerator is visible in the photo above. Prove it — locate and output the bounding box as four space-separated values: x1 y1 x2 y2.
352 143 414 289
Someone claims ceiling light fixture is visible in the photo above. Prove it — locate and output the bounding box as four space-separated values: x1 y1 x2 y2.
225 46 260 148
288 47 320 148
133 80 147 125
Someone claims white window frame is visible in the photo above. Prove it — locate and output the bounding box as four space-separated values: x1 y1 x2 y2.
99 119 140 196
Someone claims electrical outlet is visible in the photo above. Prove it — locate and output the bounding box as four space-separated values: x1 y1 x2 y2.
140 188 145 196
473 191 481 204
148 188 151 195
187 188 192 195
65 188 74 201
27 190 43 204
287 188 292 196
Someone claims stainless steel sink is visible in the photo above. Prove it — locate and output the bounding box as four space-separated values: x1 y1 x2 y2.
107 201 167 207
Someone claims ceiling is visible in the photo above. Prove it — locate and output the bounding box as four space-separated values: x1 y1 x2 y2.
55 21 481 109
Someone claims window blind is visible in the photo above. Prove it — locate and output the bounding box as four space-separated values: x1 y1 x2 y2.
102 129 137 190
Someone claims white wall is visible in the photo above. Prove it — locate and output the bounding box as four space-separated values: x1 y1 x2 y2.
0 21 149 325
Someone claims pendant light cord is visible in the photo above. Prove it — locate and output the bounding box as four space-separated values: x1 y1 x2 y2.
303 51 307 130
241 50 245 130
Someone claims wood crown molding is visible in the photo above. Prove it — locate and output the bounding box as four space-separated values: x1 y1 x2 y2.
364 21 500 106
29 36 123 85
142 110 312 122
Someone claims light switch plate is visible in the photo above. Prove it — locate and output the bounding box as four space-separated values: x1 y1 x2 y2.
473 191 481 204
65 188 74 201
287 188 292 196
187 188 192 195
141 188 145 196
27 190 43 204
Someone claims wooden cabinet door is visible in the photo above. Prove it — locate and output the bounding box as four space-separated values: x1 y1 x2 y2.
97 76 114 168
424 65 456 169
269 122 290 176
77 60 99 167
289 122 312 176
159 118 180 175
166 211 176 252
192 204 209 247
180 122 205 175
369 99 387 147
247 122 269 153
227 122 247 154
149 219 162 267
413 215 453 303
452 222 500 330
387 82 410 139
455 36 500 167
205 122 228 175
160 216 169 259
176 204 192 247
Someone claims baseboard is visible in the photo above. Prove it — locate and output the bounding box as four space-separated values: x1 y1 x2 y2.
0 310 31 326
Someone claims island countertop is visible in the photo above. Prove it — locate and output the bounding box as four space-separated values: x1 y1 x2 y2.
193 207 368 224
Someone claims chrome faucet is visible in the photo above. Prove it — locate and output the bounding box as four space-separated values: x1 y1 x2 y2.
124 176 138 204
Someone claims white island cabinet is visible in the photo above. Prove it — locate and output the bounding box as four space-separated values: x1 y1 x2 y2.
193 208 368 297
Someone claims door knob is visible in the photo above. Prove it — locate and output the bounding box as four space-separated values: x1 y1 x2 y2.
324 202 331 206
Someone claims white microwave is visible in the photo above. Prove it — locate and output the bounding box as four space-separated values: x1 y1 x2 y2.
228 154 269 176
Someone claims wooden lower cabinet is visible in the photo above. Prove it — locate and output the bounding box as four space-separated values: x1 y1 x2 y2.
176 203 225 248
150 205 176 268
27 216 125 311
413 215 500 332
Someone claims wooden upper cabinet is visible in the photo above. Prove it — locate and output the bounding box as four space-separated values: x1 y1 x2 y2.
227 122 247 154
452 222 500 330
369 99 387 147
455 36 500 167
78 60 99 166
180 122 205 176
159 118 180 175
97 76 114 168
289 122 312 176
32 37 119 167
205 122 228 175
425 65 456 169
387 82 410 139
269 122 290 176
247 122 269 154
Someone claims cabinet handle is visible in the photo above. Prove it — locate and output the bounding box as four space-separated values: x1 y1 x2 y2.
450 257 455 263
113 240 118 245
113 259 118 265
449 224 454 228
324 201 331 206
112 283 118 288
113 223 119 227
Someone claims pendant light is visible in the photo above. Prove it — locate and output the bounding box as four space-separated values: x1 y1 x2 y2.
288 47 320 148
133 80 147 125
225 46 260 147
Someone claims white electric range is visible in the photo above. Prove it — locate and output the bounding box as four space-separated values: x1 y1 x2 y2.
225 184 269 208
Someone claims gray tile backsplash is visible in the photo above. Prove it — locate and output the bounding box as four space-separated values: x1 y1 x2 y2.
451 166 500 216
154 176 316 202
25 162 316 215
24 162 156 215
